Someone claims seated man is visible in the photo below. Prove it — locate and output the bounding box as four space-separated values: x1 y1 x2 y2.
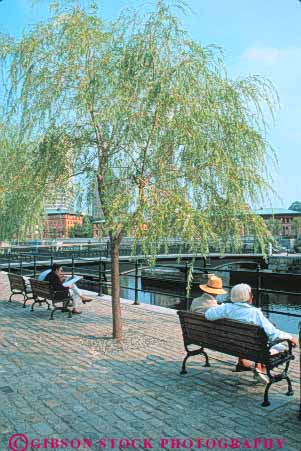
45 264 93 314
205 283 298 383
190 275 226 314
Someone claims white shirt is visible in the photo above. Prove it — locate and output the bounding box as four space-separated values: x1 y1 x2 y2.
205 302 291 343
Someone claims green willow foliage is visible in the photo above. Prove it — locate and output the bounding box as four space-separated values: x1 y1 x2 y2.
0 122 46 240
0 0 279 338
0 0 277 253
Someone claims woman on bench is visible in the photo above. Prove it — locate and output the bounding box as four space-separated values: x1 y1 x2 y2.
45 264 94 314
205 283 298 383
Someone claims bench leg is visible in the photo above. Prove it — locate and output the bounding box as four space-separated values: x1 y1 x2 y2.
9 292 25 304
23 295 28 308
50 307 58 320
284 375 294 397
180 348 210 374
31 299 38 311
261 364 294 407
262 381 272 407
203 351 210 367
180 355 189 374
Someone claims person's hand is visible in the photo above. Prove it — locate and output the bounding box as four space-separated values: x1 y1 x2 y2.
290 336 298 347
70 284 75 289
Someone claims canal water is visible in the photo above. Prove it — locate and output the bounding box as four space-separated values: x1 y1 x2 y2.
116 272 301 335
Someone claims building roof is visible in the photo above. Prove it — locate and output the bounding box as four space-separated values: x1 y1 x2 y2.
255 208 301 216
47 209 82 216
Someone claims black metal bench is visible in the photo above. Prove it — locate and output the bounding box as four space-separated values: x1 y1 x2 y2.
177 311 295 407
30 279 72 320
8 273 33 307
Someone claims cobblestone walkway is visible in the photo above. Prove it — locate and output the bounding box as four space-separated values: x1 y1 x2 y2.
0 272 300 451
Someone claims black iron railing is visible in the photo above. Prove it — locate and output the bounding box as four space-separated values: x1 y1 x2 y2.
0 238 262 260
2 254 301 320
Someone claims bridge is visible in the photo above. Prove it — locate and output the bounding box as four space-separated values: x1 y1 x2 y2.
0 238 266 270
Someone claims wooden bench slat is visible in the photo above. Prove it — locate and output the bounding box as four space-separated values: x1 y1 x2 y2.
8 273 33 307
182 312 263 330
184 320 267 340
185 328 268 351
185 336 269 361
29 278 71 320
185 324 267 349
182 314 267 337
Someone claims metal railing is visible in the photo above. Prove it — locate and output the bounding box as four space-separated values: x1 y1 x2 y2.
3 254 301 320
0 237 262 259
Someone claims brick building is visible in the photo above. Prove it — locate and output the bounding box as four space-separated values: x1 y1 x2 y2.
256 208 301 237
43 210 83 239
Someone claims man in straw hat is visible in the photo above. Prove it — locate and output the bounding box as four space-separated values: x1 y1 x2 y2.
190 275 226 314
205 283 298 383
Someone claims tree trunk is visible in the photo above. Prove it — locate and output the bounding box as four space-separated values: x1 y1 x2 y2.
110 233 123 342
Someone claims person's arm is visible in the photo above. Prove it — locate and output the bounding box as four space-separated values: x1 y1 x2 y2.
46 273 69 294
257 310 297 346
205 304 227 321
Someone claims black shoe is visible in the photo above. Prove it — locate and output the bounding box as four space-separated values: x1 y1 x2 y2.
81 296 94 304
235 364 253 372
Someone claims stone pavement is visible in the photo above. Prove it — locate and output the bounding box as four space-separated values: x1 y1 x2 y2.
0 272 300 451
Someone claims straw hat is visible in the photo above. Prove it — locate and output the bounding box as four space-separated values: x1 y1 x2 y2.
199 275 227 295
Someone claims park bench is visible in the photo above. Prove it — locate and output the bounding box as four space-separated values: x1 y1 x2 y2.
8 273 33 308
30 279 72 320
177 310 295 407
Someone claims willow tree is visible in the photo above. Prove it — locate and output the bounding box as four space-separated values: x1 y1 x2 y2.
0 121 46 241
1 0 277 340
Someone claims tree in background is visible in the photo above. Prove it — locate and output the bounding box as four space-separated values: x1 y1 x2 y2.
0 122 46 241
0 0 277 340
266 218 282 237
291 217 301 237
69 216 93 238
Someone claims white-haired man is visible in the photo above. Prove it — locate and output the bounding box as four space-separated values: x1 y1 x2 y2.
205 283 298 383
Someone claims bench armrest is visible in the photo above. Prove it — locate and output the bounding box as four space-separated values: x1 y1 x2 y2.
268 338 293 353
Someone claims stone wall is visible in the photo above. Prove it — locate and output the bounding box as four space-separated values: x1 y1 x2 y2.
268 255 301 272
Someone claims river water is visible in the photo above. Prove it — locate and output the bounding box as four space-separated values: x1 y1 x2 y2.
117 273 301 335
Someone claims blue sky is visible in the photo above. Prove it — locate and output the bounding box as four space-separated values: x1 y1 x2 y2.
1 0 301 208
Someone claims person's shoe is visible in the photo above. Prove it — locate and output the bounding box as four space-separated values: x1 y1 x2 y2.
81 296 94 304
235 363 253 372
254 369 269 385
72 310 82 314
